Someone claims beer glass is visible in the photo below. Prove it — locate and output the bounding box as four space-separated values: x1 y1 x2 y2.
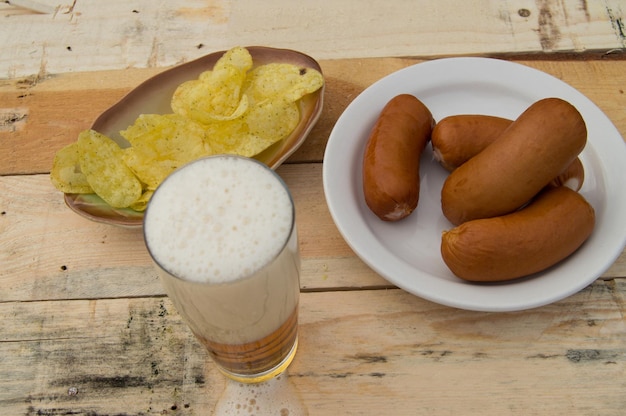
143 155 301 383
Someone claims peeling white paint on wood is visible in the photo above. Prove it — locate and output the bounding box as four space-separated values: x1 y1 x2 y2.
1 0 624 78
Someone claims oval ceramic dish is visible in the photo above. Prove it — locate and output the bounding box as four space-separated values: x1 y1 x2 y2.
323 57 626 312
64 46 324 228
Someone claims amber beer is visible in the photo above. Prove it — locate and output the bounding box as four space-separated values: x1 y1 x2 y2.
144 156 301 383
198 307 298 375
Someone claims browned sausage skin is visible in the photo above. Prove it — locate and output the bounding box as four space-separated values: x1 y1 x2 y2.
432 114 512 171
362 94 434 221
440 98 587 225
441 186 595 282
432 114 584 191
548 157 585 191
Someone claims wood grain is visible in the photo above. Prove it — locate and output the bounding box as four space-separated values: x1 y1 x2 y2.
1 166 624 303
1 59 625 175
0 164 390 302
1 283 624 415
2 2 626 414
1 0 625 78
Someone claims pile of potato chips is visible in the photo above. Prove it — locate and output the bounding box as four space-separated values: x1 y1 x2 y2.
50 46 324 211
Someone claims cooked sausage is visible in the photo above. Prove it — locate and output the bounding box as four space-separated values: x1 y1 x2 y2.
432 114 512 171
362 94 434 221
548 157 585 191
441 98 587 225
441 186 595 282
432 114 584 191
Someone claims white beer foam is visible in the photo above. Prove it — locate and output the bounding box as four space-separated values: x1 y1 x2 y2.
214 373 307 415
145 156 293 284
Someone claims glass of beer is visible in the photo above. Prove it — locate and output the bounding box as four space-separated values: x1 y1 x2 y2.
143 155 301 383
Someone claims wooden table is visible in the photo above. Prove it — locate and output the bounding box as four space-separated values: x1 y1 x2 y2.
1 1 625 414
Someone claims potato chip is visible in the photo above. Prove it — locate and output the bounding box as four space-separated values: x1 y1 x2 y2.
121 114 214 190
171 46 253 123
171 49 322 158
243 63 324 104
204 121 272 157
78 129 142 208
199 62 322 157
118 113 167 145
172 79 249 123
245 98 300 142
52 47 325 215
198 70 212 83
129 190 153 212
203 98 299 157
50 142 94 194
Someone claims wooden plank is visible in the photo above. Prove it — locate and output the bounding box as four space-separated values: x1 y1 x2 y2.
1 168 625 303
1 0 625 78
0 57 415 175
1 283 625 415
0 166 389 302
1 59 626 175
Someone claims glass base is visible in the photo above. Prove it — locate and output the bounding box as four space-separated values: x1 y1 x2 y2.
214 367 308 415
217 336 299 384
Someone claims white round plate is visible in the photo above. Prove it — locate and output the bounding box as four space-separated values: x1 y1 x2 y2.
323 57 626 312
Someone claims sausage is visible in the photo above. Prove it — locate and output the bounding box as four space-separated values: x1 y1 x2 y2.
547 156 585 191
440 98 587 225
432 114 584 191
362 94 434 221
441 186 595 282
432 115 512 171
